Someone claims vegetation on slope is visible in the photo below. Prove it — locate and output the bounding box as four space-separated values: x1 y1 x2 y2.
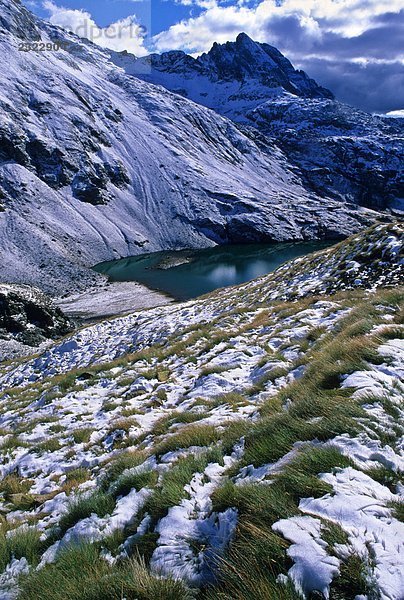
0 223 402 599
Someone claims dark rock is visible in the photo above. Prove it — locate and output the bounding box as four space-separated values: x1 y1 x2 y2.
104 161 131 188
0 284 74 348
25 137 76 188
72 163 109 205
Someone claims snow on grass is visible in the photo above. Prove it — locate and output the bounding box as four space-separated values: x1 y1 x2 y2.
150 445 242 585
271 335 404 600
273 516 340 599
0 226 402 597
0 558 29 600
300 468 404 600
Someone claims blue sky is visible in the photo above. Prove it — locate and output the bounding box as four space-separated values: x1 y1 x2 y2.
25 0 199 36
23 0 404 113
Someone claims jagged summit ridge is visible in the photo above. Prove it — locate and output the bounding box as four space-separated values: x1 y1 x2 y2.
115 32 333 105
199 33 333 98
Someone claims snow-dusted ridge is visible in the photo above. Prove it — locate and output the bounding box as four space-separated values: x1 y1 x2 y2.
0 0 383 295
0 223 402 599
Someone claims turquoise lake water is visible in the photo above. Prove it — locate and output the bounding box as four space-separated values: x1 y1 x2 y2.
94 242 331 301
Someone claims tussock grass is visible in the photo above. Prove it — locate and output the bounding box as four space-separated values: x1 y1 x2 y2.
58 492 116 536
204 521 300 600
364 465 401 492
71 428 93 444
0 473 32 498
100 450 148 493
145 449 223 522
18 543 193 600
388 500 404 522
63 468 91 493
321 520 349 549
242 408 352 468
110 470 158 500
151 410 209 437
330 552 377 600
0 524 43 571
210 446 356 598
274 446 353 502
199 363 236 377
32 438 61 453
154 423 221 456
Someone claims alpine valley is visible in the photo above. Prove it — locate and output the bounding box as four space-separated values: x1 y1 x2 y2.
0 1 403 599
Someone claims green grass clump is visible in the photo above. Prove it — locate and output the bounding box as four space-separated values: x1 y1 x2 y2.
58 492 116 536
99 451 148 493
32 438 61 453
275 446 353 502
329 552 376 600
0 473 32 498
388 500 404 522
151 411 208 437
205 522 300 600
110 470 158 500
145 449 223 522
321 520 349 549
154 423 221 457
199 363 235 377
71 428 93 444
364 465 401 492
0 525 43 571
18 542 193 600
65 468 91 486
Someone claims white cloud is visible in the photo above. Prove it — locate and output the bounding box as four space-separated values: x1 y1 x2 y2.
42 1 149 55
152 0 404 55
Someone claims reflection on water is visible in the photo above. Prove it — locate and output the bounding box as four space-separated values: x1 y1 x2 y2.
93 242 332 301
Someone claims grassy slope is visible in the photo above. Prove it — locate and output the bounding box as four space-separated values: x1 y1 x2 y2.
0 223 402 599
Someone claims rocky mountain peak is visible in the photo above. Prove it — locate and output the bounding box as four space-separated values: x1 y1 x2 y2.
115 32 333 100
197 33 333 98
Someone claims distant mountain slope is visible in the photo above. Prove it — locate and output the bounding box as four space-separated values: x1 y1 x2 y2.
0 1 381 295
0 224 402 600
114 33 404 212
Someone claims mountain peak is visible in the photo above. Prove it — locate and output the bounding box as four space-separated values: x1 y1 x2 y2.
197 34 334 99
235 32 255 45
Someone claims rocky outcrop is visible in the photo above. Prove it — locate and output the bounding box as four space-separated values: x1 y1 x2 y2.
0 284 73 359
0 0 40 40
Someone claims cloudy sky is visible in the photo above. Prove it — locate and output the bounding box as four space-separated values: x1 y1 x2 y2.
24 0 404 114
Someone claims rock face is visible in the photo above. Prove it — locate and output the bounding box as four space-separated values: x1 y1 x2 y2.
115 33 404 212
0 284 73 353
0 1 382 294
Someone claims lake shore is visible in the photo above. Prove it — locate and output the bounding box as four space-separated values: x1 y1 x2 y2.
56 280 175 321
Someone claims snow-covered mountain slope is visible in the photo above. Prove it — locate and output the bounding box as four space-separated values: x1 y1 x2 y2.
114 34 404 212
0 224 402 599
0 2 379 296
